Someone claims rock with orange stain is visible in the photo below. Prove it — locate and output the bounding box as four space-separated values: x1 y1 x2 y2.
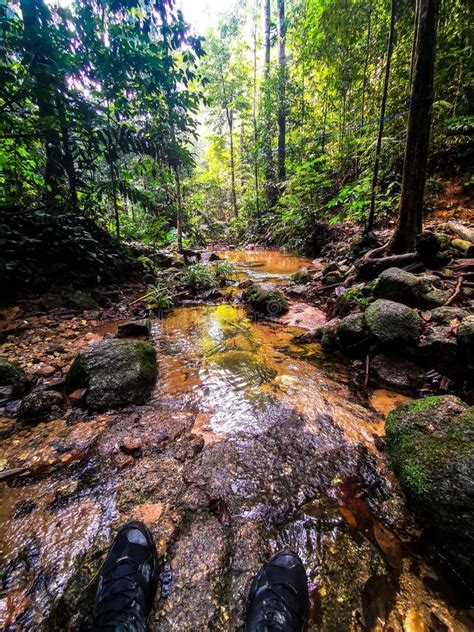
120 437 142 457
36 365 56 378
115 453 134 470
133 501 163 526
68 388 87 406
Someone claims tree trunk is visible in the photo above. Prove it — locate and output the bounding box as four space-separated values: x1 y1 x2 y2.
321 94 328 152
263 0 276 208
367 0 396 232
264 0 271 72
106 104 120 239
173 165 184 253
252 0 260 222
56 94 79 213
277 0 286 183
390 0 440 253
20 0 64 206
227 108 238 217
360 0 373 126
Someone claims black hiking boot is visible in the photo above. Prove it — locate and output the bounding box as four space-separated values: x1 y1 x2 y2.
91 521 159 632
245 549 309 632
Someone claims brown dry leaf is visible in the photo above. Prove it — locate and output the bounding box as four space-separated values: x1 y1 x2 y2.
404 609 427 632
339 506 357 528
373 521 403 569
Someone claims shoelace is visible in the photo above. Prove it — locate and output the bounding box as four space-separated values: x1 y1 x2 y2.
93 559 145 628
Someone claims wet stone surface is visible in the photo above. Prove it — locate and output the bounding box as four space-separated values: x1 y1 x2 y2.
0 252 473 631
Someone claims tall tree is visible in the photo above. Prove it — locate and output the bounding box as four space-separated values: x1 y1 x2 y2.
277 0 286 183
19 0 64 206
367 0 396 232
262 0 276 208
203 17 247 219
390 0 440 252
252 0 260 221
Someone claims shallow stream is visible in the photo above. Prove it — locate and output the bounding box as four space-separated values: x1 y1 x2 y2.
0 250 472 630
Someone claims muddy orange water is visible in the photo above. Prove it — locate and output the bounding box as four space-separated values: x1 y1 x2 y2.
0 250 472 630
219 249 318 282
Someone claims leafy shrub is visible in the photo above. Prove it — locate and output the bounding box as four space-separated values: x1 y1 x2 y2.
149 284 174 310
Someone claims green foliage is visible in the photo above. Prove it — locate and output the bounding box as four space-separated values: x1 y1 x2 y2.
339 287 370 310
182 0 471 252
182 263 216 290
149 284 175 310
211 260 237 285
1 0 204 245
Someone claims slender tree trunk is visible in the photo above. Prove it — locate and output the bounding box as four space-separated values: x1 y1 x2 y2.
277 0 286 183
367 0 396 232
264 0 271 71
321 94 328 152
106 104 120 239
20 0 64 206
56 94 79 213
339 92 347 170
361 0 372 126
263 0 276 208
356 0 372 176
173 164 183 253
227 108 238 217
252 0 260 221
390 0 439 253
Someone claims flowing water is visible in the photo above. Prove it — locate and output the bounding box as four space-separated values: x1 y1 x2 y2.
0 250 472 630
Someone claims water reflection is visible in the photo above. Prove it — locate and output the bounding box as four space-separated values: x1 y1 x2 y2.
157 305 379 444
219 249 316 283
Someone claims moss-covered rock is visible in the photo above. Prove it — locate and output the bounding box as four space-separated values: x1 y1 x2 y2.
0 358 31 397
320 325 338 352
373 268 448 308
386 395 474 584
242 283 288 316
290 268 312 284
365 299 421 346
429 306 466 324
66 339 157 411
335 313 372 354
17 390 65 424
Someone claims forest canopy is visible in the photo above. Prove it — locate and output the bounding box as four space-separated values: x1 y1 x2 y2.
0 0 472 260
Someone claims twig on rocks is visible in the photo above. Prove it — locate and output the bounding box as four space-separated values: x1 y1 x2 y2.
443 276 462 306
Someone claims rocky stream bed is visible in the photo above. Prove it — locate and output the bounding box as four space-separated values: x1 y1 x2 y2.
0 250 473 631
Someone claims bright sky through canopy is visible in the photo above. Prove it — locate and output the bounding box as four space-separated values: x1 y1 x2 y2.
179 0 234 33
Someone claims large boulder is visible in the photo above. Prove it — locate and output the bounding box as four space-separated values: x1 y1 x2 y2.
386 396 474 584
66 340 157 411
373 268 449 308
365 300 421 347
242 283 288 316
17 390 65 424
0 358 31 397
